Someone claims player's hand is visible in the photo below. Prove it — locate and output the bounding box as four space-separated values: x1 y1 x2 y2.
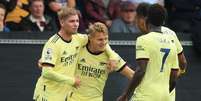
117 94 128 101
38 58 42 70
107 59 117 73
73 76 81 88
177 68 186 77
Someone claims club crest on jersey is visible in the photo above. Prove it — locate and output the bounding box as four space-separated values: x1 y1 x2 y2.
44 48 53 61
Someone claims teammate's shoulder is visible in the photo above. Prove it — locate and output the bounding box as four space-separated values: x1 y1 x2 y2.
73 33 88 42
47 34 60 44
137 34 149 41
161 26 176 35
139 32 154 38
73 33 88 37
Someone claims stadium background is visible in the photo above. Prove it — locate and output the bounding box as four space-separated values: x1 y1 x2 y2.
0 32 200 101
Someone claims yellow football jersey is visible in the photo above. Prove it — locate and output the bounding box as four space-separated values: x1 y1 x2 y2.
162 26 183 101
34 33 88 101
131 32 179 101
162 26 183 54
68 46 126 101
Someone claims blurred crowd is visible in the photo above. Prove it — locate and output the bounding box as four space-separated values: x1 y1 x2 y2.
0 0 201 34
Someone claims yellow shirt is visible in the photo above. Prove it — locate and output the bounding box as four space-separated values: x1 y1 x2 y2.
161 26 183 101
161 26 183 54
34 33 88 101
132 32 179 101
69 46 126 101
33 33 117 101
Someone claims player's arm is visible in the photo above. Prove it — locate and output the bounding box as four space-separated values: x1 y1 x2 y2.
40 42 80 87
110 53 135 80
37 59 80 86
177 52 187 76
169 69 179 92
173 33 187 76
76 34 88 46
106 47 125 72
119 65 135 80
169 48 181 92
105 44 118 59
117 59 148 101
117 37 148 101
105 44 121 72
41 63 80 87
77 33 117 60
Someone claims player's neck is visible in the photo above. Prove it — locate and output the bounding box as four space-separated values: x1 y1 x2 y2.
87 43 103 55
58 30 72 41
149 25 162 33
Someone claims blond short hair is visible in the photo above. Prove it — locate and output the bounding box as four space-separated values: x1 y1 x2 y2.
58 7 78 20
87 22 108 37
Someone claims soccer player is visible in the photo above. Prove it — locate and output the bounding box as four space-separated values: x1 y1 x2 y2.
33 7 118 101
117 4 185 101
132 3 187 101
67 22 135 101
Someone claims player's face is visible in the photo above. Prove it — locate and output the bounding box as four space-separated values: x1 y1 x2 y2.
61 15 79 34
135 15 148 33
89 32 108 52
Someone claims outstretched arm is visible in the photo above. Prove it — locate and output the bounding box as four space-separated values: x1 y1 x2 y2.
117 59 148 101
120 65 135 80
41 63 80 88
37 59 80 88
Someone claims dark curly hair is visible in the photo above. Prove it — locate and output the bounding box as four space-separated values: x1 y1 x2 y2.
147 4 167 26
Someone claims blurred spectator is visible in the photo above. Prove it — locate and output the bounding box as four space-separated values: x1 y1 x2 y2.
165 0 199 33
75 0 87 33
109 1 140 34
0 0 17 15
0 3 10 32
5 0 29 31
108 0 122 20
83 0 120 28
44 0 76 29
190 0 201 55
19 0 58 32
129 0 164 6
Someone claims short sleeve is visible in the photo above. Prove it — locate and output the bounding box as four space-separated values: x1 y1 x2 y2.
111 53 126 71
41 42 58 65
136 37 149 59
173 35 183 54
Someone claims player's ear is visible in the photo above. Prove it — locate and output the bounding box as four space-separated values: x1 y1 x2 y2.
59 19 64 27
88 34 92 40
